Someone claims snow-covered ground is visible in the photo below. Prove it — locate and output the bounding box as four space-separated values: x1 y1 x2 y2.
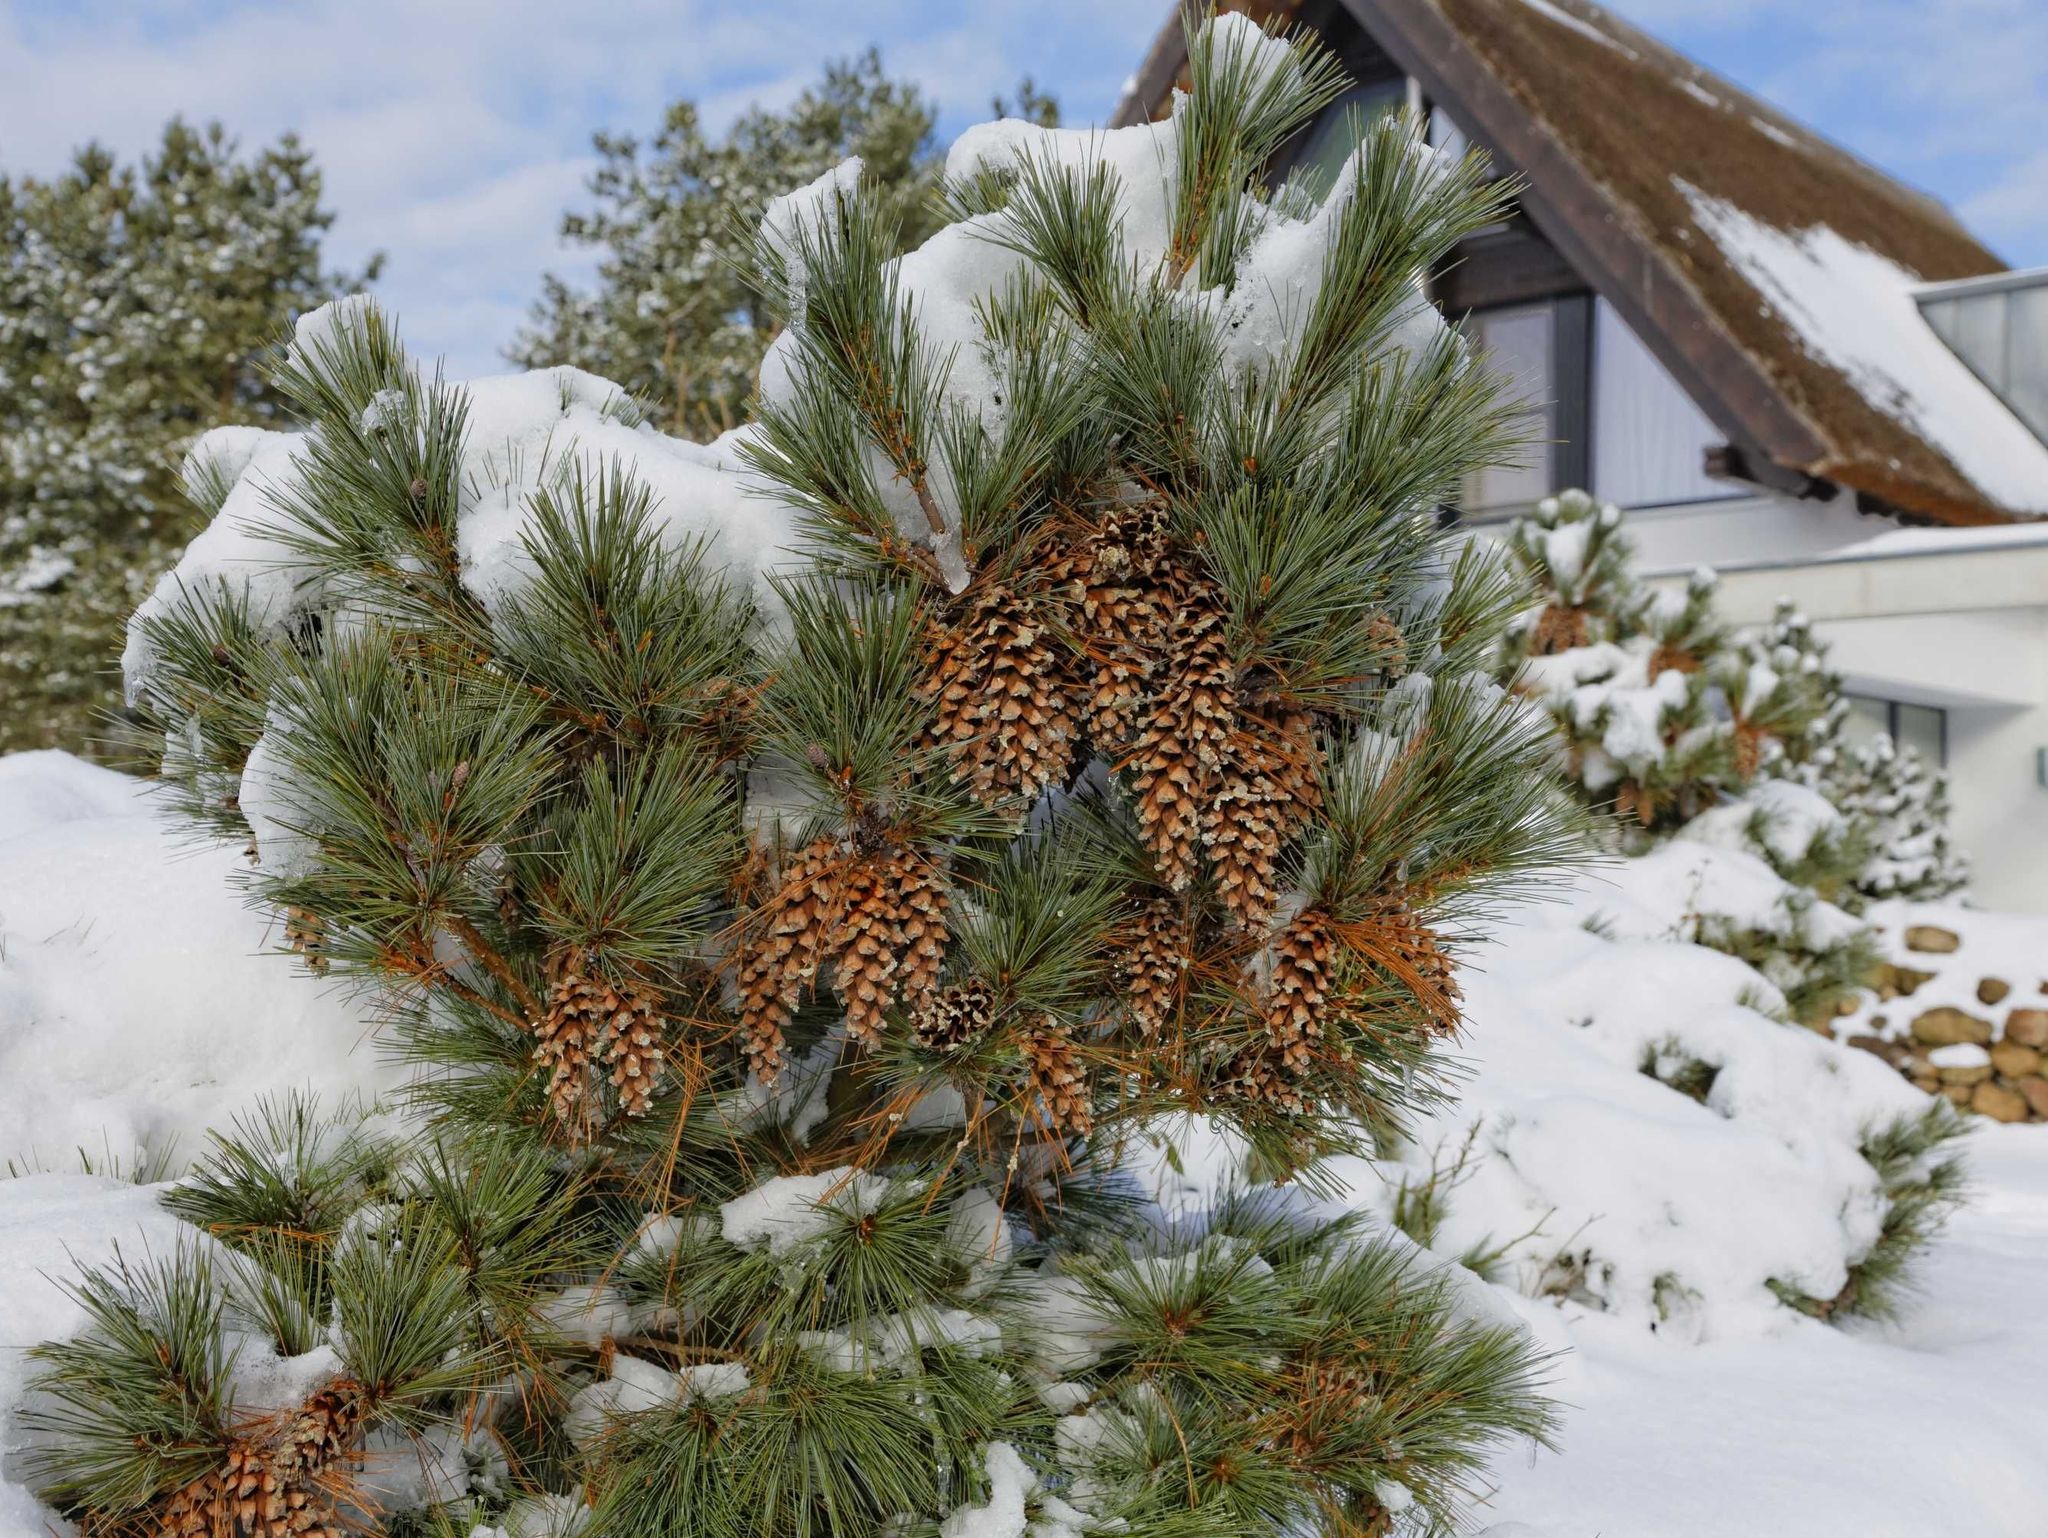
0 751 403 1173
3 751 2047 1535
1481 1123 2048 1535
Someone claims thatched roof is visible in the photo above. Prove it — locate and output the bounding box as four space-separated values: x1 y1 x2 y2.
1114 0 2047 524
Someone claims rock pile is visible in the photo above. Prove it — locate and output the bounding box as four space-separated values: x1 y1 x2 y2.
1844 924 2048 1124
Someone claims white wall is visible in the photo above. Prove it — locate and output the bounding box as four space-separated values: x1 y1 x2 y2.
1634 505 2048 911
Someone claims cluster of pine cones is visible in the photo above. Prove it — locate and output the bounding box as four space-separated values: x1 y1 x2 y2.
726 496 1464 1119
531 947 668 1136
140 1383 363 1538
923 499 1319 931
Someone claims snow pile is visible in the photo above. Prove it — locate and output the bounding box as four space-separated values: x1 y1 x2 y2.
1154 859 1918 1340
123 344 804 701
1470 1123 2048 1537
0 753 400 1175
718 1167 892 1256
1681 182 2048 516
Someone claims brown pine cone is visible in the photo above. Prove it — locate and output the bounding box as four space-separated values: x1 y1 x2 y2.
1264 911 1334 1074
910 976 996 1052
1130 597 1237 892
1124 897 1184 1038
834 847 950 1045
735 838 846 1081
1022 1022 1093 1134
922 585 1079 803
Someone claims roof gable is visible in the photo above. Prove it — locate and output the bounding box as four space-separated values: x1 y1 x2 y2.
1114 0 2047 524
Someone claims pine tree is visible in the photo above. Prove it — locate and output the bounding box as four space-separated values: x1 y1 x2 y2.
0 119 374 755
513 54 1058 442
1809 733 1968 904
1501 496 1884 1025
1503 492 1739 836
55 17 1588 1536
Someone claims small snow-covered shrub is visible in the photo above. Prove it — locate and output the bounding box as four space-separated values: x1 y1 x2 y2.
1815 734 1969 904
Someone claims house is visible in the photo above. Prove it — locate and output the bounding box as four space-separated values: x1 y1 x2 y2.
1115 0 2048 910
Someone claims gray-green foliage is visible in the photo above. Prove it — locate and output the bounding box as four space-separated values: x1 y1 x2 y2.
1769 1102 1970 1322
0 119 373 754
514 53 1057 442
1808 731 1969 903
50 14 1584 1535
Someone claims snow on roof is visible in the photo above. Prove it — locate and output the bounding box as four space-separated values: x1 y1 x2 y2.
1683 184 2048 519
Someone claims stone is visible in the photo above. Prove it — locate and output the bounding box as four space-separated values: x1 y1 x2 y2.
1971 1080 2030 1123
1904 925 1960 955
1977 977 2011 1005
2018 1076 2048 1119
1909 1008 1994 1048
2004 1009 2048 1049
1873 964 1936 1001
1937 1062 1993 1086
1940 1083 1975 1107
1990 1040 2044 1079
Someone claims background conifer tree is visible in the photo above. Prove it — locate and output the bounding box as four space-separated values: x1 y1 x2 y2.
51 17 1590 1535
0 119 373 754
514 53 1058 441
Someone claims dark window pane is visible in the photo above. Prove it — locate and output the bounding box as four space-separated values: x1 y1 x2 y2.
1895 702 1946 766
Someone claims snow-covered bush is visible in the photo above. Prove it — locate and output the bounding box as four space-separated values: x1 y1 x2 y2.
1813 734 1969 904
33 18 1588 1537
1501 496 1887 1027
1504 493 1739 835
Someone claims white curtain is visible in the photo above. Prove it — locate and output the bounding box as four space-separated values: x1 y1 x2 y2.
1592 299 1735 508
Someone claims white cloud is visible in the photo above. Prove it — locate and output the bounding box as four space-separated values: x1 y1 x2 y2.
0 0 1159 378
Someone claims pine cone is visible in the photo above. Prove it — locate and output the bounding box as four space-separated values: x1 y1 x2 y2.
1022 1022 1092 1134
282 906 327 974
1047 502 1177 743
736 838 846 1082
159 1466 229 1537
1130 597 1237 892
834 847 949 1045
1124 897 1183 1038
1219 1042 1307 1114
1271 1353 1378 1461
1265 911 1334 1074
1365 610 1408 676
533 952 603 1134
1358 898 1462 1035
923 585 1079 803
1530 602 1590 655
911 977 996 1052
599 978 666 1119
1205 705 1318 929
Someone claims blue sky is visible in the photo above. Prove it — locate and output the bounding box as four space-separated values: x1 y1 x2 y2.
3 0 2042 379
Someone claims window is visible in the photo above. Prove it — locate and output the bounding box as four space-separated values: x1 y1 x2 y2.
1918 269 2048 443
1590 299 1739 508
1461 303 1555 512
1845 694 1947 766
1281 78 1409 199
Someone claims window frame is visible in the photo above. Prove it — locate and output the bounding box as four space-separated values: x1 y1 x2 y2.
1846 693 1949 767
